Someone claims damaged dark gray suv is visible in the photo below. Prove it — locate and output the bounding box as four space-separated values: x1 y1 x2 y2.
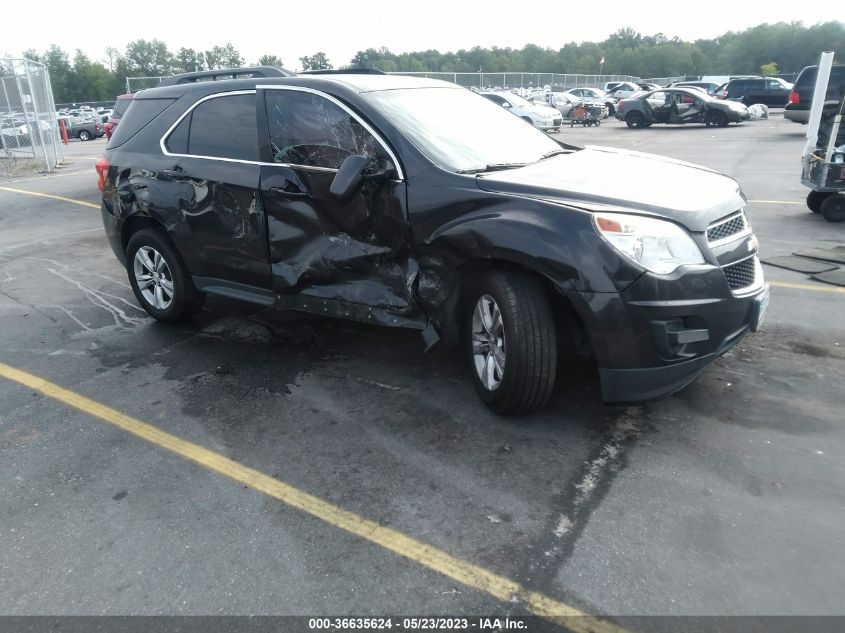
97 68 769 414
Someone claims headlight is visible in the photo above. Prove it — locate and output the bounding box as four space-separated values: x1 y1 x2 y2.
593 212 704 275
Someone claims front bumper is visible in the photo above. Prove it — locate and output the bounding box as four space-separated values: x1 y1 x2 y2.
568 264 769 403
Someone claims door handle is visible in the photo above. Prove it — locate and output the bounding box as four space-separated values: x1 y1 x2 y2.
268 186 309 199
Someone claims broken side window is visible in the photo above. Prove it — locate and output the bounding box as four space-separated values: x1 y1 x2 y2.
264 90 379 169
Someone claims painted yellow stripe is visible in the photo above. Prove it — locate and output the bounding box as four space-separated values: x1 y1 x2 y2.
0 362 624 633
0 186 99 209
0 170 92 185
769 280 845 294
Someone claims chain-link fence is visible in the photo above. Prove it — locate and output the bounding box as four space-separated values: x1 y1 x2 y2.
388 72 643 91
128 71 646 94
1 58 63 173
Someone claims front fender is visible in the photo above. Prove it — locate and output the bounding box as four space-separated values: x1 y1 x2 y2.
425 199 642 294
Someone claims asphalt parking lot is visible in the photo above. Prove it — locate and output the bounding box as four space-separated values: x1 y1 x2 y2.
1 115 844 629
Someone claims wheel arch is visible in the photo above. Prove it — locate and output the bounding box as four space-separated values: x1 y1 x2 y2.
427 256 591 357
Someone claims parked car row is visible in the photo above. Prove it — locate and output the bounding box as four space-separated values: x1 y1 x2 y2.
480 91 563 131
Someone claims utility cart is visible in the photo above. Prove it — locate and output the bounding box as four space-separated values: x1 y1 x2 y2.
802 53 845 223
565 102 604 127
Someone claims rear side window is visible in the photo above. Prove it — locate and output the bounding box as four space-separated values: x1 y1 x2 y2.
175 93 258 161
112 96 133 118
107 98 174 148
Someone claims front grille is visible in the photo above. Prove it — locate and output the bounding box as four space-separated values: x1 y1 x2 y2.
553 118 562 126
707 213 747 243
723 257 756 290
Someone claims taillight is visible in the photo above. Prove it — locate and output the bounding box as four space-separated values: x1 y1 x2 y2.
617 101 624 112
95 156 109 192
789 91 800 105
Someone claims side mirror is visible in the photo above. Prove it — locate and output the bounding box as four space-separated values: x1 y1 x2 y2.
363 158 396 180
502 102 512 108
330 154 368 202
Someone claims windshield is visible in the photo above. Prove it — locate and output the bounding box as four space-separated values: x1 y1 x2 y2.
502 92 533 107
363 87 564 173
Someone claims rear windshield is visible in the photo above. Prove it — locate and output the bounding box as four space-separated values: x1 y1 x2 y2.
796 65 845 88
107 98 175 148
112 97 134 118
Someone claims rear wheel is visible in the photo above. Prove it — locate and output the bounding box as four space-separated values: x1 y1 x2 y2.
126 229 205 323
77 130 91 141
465 270 557 414
807 190 830 214
625 111 645 129
705 110 728 128
821 194 845 223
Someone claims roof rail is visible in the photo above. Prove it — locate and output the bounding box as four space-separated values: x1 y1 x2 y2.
299 68 386 75
158 66 293 86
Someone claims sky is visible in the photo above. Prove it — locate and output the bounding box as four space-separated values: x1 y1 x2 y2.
1 0 837 70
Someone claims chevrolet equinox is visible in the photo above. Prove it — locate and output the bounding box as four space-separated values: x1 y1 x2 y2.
97 68 769 414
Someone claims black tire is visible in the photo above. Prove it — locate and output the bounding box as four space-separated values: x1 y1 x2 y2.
77 130 91 141
807 190 830 214
607 103 615 116
820 194 845 223
126 229 206 323
705 111 728 128
625 111 645 129
465 270 557 415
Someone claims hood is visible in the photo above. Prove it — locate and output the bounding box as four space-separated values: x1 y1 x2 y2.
475 146 745 232
527 104 558 117
721 100 748 113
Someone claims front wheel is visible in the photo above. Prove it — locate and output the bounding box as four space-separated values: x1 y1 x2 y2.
807 190 830 213
126 229 206 323
705 111 728 128
466 270 557 414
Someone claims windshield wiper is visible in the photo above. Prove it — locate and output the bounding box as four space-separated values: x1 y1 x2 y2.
456 163 528 174
537 149 569 161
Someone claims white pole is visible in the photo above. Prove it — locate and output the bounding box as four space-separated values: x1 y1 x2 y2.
803 51 835 158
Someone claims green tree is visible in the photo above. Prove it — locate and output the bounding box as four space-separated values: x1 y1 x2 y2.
42 45 73 103
124 39 174 75
761 62 778 76
70 50 110 101
175 47 203 73
204 44 243 69
299 52 333 70
258 54 284 67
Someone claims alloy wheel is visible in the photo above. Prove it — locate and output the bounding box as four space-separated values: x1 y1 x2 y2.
471 295 506 391
133 246 174 310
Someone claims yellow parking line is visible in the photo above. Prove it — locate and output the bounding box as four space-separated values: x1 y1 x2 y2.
0 362 624 633
769 280 845 294
0 170 92 185
0 186 98 209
